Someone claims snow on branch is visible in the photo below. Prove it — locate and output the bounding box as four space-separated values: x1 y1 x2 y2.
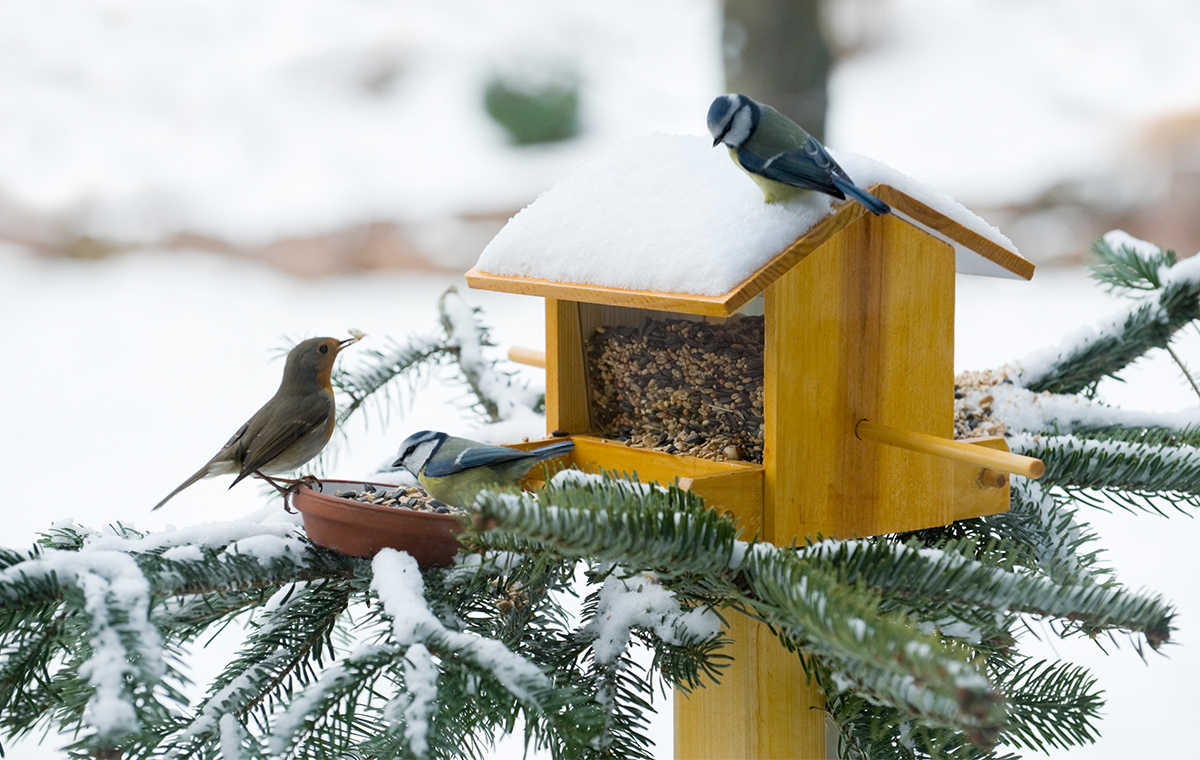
1012 433 1200 514
1013 231 1200 395
585 571 721 666
965 383 1200 436
0 549 164 741
163 578 355 757
328 287 545 455
799 539 1173 648
372 549 552 703
475 480 1004 738
266 643 397 758
438 287 543 427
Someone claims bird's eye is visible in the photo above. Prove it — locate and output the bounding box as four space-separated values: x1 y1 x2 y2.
319 344 329 354
404 446 415 458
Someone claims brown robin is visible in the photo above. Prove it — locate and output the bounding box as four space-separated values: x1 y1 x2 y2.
153 333 363 510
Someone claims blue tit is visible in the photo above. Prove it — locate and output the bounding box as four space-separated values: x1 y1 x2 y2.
391 430 574 508
707 93 889 215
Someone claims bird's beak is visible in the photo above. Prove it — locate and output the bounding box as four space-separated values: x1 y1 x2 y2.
391 458 407 471
712 137 721 147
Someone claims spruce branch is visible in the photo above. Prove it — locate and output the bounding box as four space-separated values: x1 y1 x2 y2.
474 476 743 576
369 549 603 760
264 643 397 760
1087 234 1177 293
972 383 1197 440
161 578 356 758
1070 423 1200 449
1016 239 1200 395
0 543 179 755
995 480 1104 584
325 287 543 473
992 657 1102 752
437 287 544 424
0 519 362 758
1164 341 1200 402
739 548 1003 742
6 260 1197 760
900 480 1106 588
799 539 1172 649
1012 433 1200 514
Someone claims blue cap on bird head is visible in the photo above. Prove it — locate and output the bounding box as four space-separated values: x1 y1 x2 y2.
393 430 446 473
707 94 757 148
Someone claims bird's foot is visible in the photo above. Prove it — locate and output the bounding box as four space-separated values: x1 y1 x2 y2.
296 474 323 490
254 471 323 513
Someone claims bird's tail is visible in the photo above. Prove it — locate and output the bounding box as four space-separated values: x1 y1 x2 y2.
152 465 211 511
831 176 890 216
529 439 575 462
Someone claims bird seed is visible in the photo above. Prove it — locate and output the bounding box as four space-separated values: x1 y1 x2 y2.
585 315 765 463
334 485 464 515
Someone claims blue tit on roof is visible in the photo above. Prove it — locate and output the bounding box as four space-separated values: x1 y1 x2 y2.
391 430 574 508
707 93 889 215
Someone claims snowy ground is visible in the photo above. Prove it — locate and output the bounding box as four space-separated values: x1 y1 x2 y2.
0 0 722 245
1 243 1197 759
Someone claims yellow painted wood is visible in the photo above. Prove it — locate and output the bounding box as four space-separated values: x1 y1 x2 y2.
468 266 742 317
568 437 763 531
507 346 546 368
544 299 592 433
764 211 957 542
675 615 825 760
677 469 764 535
676 613 760 760
565 434 755 478
465 185 1033 316
756 631 826 760
952 437 1015 521
857 420 1045 478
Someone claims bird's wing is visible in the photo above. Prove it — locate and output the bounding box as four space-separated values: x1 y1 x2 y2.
423 444 531 478
220 422 250 450
740 137 845 198
528 440 574 461
234 394 333 483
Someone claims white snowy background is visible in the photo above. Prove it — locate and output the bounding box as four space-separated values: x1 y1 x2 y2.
2 0 1200 758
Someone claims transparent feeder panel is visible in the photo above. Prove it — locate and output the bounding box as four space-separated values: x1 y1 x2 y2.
580 297 765 463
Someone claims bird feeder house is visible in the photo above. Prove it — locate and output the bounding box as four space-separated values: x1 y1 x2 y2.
466 134 1042 759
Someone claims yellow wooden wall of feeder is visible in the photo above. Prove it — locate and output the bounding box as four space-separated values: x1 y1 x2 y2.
468 184 1042 759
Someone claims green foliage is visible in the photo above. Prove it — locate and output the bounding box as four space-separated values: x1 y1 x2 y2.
1018 434 1200 514
993 657 1102 752
1020 235 1200 395
483 75 580 146
1088 236 1178 292
1070 423 1200 449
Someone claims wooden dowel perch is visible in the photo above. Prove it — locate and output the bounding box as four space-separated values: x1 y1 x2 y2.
856 420 1045 479
508 346 546 368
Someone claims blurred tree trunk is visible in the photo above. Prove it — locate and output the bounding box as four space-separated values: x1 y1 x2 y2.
722 0 831 140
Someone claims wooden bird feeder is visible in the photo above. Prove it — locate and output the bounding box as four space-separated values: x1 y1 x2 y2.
468 162 1041 758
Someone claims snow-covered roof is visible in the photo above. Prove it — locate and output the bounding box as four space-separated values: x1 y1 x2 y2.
469 134 1033 316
